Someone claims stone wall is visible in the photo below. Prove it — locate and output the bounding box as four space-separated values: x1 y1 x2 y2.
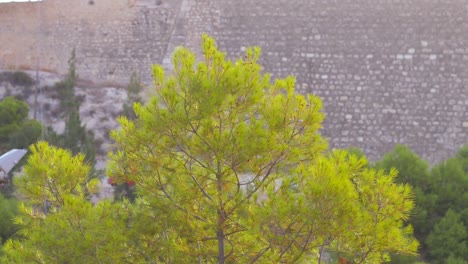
0 0 467 163
0 0 182 84
212 0 468 162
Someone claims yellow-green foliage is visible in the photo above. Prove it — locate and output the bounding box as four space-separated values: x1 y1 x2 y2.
15 141 98 210
108 35 418 263
2 36 418 263
2 197 134 264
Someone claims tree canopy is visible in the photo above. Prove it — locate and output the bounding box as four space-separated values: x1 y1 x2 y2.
375 145 468 264
0 96 41 153
108 35 417 263
48 49 96 166
2 36 418 263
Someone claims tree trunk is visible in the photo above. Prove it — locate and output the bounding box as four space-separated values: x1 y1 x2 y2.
217 166 225 264
217 180 225 263
217 226 225 264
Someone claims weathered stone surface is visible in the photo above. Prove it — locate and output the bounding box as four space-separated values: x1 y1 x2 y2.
0 0 467 163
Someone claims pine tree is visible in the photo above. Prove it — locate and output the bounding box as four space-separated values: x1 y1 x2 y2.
0 96 42 197
1 37 418 263
108 35 418 263
121 72 143 120
50 49 96 166
112 72 143 202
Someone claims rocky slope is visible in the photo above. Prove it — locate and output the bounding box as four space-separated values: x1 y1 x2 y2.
0 70 133 200
1 70 128 159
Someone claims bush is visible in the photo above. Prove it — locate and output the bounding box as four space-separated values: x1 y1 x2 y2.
11 72 34 87
0 194 19 244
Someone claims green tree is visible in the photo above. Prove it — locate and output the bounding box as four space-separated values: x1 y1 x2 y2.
374 145 436 244
454 146 468 235
447 255 468 264
0 194 18 244
108 35 417 263
112 72 143 202
14 142 98 211
49 49 96 166
430 158 468 220
346 146 367 160
0 97 30 151
121 72 143 120
3 71 35 87
426 209 467 264
1 197 134 264
1 142 130 263
455 145 468 174
427 155 468 263
7 120 42 150
0 97 42 197
376 145 468 263
2 36 417 264
0 96 42 152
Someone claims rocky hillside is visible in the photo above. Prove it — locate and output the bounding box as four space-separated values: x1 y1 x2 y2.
0 70 136 200
0 70 129 161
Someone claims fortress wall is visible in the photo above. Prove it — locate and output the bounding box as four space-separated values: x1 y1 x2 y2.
0 0 181 84
0 0 467 162
213 0 468 162
0 2 41 70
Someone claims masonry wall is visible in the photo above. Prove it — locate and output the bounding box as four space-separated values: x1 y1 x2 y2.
211 0 468 163
0 0 182 84
0 0 467 163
